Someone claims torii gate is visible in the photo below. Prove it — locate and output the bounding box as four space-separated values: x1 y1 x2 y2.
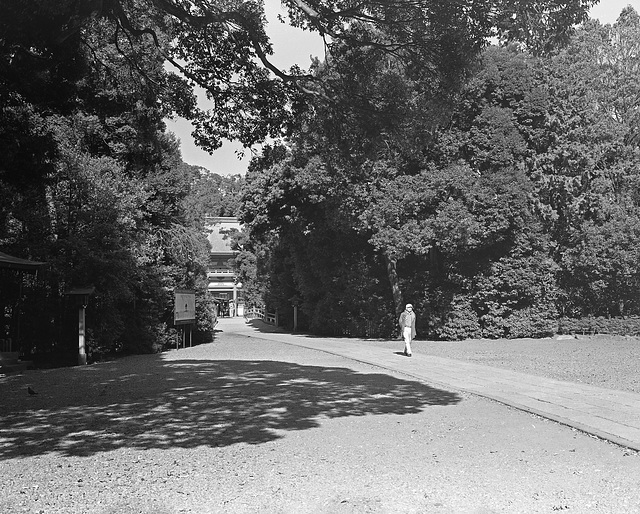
0 251 45 353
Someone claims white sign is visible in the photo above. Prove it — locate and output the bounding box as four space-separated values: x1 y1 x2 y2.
174 290 196 325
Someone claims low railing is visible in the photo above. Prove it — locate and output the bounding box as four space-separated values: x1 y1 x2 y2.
244 306 278 326
244 306 265 320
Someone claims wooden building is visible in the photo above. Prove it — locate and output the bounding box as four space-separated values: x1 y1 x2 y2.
205 216 243 316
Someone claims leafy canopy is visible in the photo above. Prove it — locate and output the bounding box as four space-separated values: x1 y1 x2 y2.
0 0 598 149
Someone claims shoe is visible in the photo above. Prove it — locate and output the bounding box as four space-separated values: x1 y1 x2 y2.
407 353 412 357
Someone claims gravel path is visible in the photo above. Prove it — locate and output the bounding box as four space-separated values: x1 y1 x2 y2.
2 328 640 513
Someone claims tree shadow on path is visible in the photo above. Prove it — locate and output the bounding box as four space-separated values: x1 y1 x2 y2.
0 356 460 460
242 318 392 342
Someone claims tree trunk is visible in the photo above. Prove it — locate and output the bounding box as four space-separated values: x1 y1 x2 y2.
384 252 403 315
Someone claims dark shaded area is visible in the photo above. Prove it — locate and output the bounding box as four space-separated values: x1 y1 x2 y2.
0 251 45 271
244 317 394 344
244 318 287 334
0 356 460 459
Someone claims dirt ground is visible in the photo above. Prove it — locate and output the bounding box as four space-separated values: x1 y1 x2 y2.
408 334 640 394
2 329 640 513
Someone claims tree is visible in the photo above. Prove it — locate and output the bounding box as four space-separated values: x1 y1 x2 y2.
559 205 640 317
239 0 601 337
0 0 608 346
492 0 598 56
241 152 397 335
1 0 597 151
531 9 640 318
0 6 216 359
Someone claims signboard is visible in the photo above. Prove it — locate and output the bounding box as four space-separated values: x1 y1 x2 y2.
174 290 196 325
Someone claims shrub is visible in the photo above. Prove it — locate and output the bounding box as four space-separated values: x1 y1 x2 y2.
436 296 482 340
558 316 640 336
505 306 557 338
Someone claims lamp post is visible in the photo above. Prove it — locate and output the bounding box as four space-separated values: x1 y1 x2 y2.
65 287 95 365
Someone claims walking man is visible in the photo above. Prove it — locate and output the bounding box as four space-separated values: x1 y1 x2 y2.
399 304 416 357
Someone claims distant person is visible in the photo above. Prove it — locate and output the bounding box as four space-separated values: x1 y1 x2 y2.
230 301 235 317
398 303 416 357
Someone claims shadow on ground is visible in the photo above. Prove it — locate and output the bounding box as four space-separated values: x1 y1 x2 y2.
0 355 460 460
243 318 393 342
243 318 287 333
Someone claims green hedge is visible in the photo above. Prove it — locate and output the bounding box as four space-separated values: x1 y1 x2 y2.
558 317 640 336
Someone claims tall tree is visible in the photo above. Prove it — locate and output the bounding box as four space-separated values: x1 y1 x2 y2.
533 8 640 317
242 41 554 337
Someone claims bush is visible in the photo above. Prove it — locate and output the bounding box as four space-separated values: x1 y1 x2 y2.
436 296 482 340
505 306 557 338
558 316 640 336
194 293 217 345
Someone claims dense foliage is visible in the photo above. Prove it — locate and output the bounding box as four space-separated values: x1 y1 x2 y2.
0 0 597 149
4 0 633 356
240 7 640 340
0 11 243 362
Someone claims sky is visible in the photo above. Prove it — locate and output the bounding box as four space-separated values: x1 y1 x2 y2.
166 0 640 176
